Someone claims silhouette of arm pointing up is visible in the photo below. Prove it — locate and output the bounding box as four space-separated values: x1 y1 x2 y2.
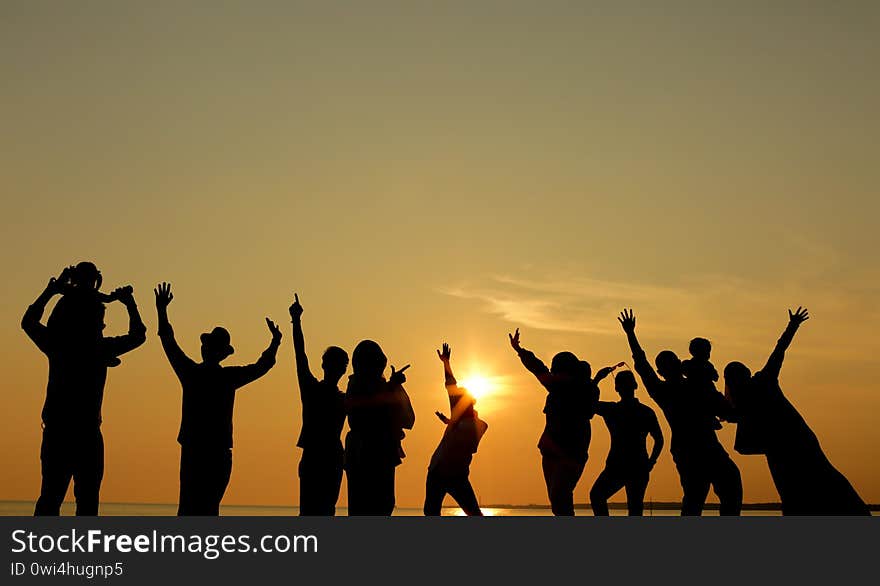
761 307 809 381
154 282 196 378
288 293 318 394
618 309 663 395
508 328 552 388
226 319 282 389
103 286 147 358
22 271 66 354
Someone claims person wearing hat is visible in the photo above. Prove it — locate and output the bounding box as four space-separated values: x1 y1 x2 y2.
23 263 147 516
154 282 282 516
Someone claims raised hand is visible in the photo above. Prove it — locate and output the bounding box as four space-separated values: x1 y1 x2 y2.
46 266 74 295
594 366 615 381
289 293 303 321
111 285 135 305
266 318 282 343
437 343 451 362
618 309 636 333
390 364 410 385
508 328 521 351
154 282 173 309
788 306 809 327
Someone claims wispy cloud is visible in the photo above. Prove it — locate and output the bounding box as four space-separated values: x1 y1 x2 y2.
441 263 880 364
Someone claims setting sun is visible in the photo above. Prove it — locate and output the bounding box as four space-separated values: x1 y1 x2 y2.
458 373 493 402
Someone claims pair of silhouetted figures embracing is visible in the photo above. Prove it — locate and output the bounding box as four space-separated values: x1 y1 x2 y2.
22 263 869 515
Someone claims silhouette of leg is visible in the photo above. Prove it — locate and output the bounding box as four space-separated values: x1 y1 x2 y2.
710 453 742 516
178 447 200 516
299 451 343 516
34 429 72 516
677 458 710 516
178 446 228 516
71 430 104 516
348 464 396 515
624 467 650 516
208 449 232 516
447 476 483 516
590 467 625 516
298 451 320 515
328 457 343 516
423 470 447 516
346 465 365 515
543 454 585 516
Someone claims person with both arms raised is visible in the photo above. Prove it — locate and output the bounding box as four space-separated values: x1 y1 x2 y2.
288 293 348 516
23 262 146 516
590 369 664 516
508 328 612 516
617 309 742 515
724 307 869 515
154 282 281 516
424 343 488 516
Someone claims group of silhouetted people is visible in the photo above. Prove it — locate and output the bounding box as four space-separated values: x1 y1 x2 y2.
22 263 870 516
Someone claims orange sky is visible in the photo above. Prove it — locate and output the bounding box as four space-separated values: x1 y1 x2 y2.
1 1 878 508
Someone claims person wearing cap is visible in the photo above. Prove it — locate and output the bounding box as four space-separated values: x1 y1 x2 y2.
423 343 487 516
590 370 664 516
22 263 147 516
154 282 282 516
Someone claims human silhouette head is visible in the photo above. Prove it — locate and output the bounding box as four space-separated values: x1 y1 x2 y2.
451 389 477 419
723 361 752 401
655 350 682 380
614 371 638 399
578 360 592 381
70 261 102 291
689 337 712 361
200 327 234 364
550 351 580 378
322 346 349 385
351 340 387 379
47 292 106 342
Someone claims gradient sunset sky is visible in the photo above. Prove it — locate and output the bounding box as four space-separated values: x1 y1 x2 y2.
2 1 878 508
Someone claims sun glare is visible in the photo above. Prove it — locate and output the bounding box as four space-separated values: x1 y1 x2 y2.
458 373 493 401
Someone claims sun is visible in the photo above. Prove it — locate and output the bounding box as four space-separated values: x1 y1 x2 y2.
458 373 492 401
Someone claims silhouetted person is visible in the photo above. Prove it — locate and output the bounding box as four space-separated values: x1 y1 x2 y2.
154 282 281 516
508 328 610 515
724 307 869 515
344 340 415 515
618 310 742 515
288 293 348 516
23 263 146 516
682 337 722 430
424 343 488 516
590 370 664 516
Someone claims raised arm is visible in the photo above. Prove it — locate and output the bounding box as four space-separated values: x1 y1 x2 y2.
618 309 662 391
227 318 283 389
389 364 416 430
760 307 808 381
22 270 67 354
508 328 552 387
437 342 458 394
103 286 147 357
154 282 196 378
288 293 318 392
